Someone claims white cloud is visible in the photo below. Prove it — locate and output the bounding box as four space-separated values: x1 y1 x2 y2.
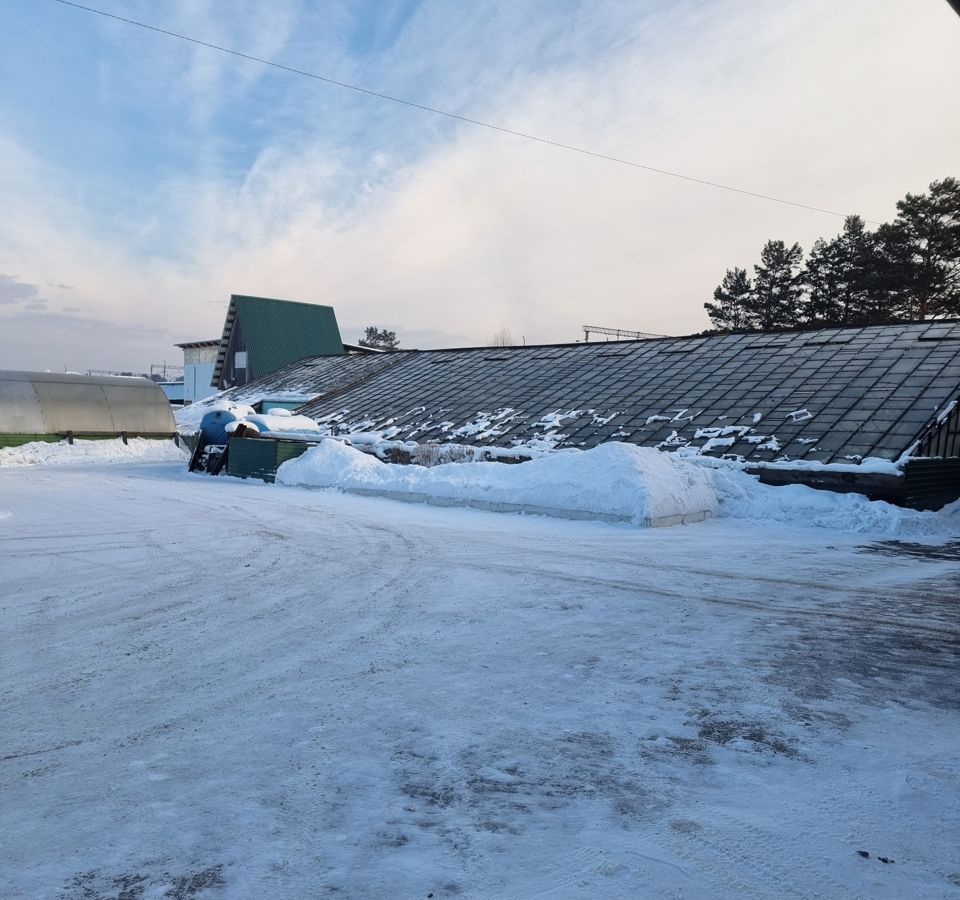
1 0 958 368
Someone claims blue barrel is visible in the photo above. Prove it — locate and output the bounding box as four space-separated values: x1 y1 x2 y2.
198 408 242 445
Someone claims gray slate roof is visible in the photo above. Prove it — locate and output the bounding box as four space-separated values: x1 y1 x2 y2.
176 352 412 432
184 321 960 465
293 322 960 465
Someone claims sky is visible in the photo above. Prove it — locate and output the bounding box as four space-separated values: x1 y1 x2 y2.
0 0 958 372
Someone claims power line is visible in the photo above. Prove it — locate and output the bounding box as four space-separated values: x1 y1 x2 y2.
53 0 869 223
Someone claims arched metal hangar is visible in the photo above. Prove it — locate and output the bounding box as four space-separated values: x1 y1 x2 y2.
0 370 176 447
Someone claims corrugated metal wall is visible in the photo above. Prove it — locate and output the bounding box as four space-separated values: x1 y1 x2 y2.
226 436 311 482
903 458 960 511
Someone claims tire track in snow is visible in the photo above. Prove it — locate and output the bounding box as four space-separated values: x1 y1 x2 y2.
664 807 871 900
447 559 960 638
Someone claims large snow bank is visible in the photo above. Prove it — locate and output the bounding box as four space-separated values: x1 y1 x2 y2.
277 440 717 526
276 440 960 535
0 438 186 468
709 465 960 537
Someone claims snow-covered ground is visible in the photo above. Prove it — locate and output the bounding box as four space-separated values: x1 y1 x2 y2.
0 437 185 468
1 462 959 899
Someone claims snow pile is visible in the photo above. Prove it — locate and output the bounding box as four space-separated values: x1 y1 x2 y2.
275 439 960 535
245 412 324 434
343 432 418 457
223 413 325 440
709 465 959 536
221 402 256 419
0 438 186 468
224 420 259 435
278 440 718 525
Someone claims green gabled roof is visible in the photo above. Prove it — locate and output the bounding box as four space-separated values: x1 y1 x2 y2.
213 295 344 387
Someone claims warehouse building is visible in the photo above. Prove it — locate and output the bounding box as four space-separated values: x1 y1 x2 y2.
175 339 220 405
193 321 960 509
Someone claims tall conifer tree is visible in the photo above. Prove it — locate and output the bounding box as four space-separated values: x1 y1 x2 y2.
748 240 804 330
704 267 753 331
803 237 845 325
703 178 959 332
878 177 960 319
803 216 888 326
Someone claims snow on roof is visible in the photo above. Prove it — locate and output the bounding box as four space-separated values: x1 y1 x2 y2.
181 321 960 467
294 322 960 467
175 352 411 432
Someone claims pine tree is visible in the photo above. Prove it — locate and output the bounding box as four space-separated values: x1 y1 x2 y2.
802 237 845 326
877 177 960 319
846 215 906 324
748 240 804 330
358 326 400 350
802 216 890 326
704 267 753 331
839 215 885 324
701 178 959 332
872 222 917 320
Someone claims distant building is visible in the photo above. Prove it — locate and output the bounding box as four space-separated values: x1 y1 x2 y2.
158 381 185 405
210 294 345 391
174 339 219 405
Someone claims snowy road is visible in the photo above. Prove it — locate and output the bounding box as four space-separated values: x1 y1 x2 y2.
1 464 959 899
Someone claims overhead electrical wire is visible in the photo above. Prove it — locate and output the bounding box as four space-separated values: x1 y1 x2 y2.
53 0 869 223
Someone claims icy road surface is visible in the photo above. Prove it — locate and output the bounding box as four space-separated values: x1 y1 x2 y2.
1 464 958 899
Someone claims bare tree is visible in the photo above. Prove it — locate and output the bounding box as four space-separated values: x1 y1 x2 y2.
488 327 515 347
